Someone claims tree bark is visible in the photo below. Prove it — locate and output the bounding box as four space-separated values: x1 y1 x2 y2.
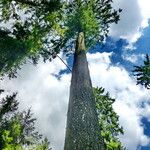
64 32 103 150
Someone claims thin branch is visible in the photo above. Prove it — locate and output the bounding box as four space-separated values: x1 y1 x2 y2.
56 54 72 72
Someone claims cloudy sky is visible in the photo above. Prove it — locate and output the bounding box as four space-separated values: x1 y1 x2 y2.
1 0 150 150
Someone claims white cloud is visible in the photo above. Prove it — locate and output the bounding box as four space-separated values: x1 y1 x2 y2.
1 52 150 150
110 0 150 44
123 54 139 63
138 0 150 27
122 53 145 63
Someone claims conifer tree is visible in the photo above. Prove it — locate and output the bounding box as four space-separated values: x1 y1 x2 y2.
94 87 125 150
0 90 51 150
133 54 150 89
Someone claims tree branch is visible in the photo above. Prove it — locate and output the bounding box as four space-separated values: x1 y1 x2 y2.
56 54 72 72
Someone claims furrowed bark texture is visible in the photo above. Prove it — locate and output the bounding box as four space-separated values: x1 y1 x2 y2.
64 33 103 150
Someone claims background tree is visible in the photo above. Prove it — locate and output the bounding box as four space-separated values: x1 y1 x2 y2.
0 0 61 77
0 0 121 149
0 89 51 150
94 87 125 150
133 54 150 89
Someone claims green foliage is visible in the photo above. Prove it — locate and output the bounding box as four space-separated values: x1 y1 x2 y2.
93 87 125 150
0 0 62 77
0 31 27 78
0 90 51 150
133 54 150 89
0 0 121 78
64 0 121 48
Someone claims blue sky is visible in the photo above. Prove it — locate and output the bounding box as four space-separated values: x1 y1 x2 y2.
1 0 150 150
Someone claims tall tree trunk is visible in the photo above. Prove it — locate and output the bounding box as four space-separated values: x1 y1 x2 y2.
64 32 103 150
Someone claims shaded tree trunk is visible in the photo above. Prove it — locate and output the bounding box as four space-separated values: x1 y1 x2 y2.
64 32 103 150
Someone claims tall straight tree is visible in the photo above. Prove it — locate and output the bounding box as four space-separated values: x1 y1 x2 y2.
64 32 102 149
63 2 121 149
0 0 121 149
